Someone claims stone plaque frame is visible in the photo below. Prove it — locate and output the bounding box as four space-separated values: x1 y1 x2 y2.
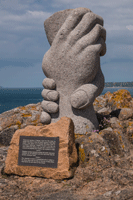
18 136 59 168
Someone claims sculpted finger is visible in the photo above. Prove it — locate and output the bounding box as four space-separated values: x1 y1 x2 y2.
53 8 91 44
68 12 104 45
84 37 106 56
42 78 56 89
71 84 96 109
40 111 51 124
95 37 106 56
41 100 59 113
99 38 106 56
75 24 106 51
41 89 59 101
71 90 89 109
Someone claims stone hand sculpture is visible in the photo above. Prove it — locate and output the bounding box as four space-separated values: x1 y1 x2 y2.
40 7 106 134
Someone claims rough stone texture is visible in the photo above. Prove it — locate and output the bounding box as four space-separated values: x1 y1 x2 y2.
127 121 133 145
0 89 132 146
104 89 132 110
99 128 130 156
41 7 106 134
44 9 72 46
118 108 133 121
93 89 133 112
4 117 78 180
0 103 43 146
0 89 133 199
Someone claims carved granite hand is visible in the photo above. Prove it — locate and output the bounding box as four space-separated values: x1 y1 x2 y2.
42 8 106 92
41 7 106 133
41 67 104 124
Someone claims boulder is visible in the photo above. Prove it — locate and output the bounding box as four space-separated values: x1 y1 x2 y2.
75 132 113 173
110 117 123 130
94 89 133 112
4 117 78 180
118 108 133 121
127 121 133 145
103 89 132 109
0 103 43 146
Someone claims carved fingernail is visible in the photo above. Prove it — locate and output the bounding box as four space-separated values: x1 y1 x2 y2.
71 90 88 109
47 103 59 113
41 101 59 113
42 78 56 89
47 91 59 101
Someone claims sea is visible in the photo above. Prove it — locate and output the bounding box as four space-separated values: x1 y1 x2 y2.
0 87 133 115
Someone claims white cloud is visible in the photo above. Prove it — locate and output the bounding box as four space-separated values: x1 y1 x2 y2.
126 25 133 31
27 11 50 19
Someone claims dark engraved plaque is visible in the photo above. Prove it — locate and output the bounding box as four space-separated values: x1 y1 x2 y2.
18 136 59 168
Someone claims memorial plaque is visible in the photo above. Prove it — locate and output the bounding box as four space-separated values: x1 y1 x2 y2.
18 136 59 168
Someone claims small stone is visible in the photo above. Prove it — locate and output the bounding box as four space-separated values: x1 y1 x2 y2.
104 127 113 132
91 150 99 157
101 146 105 151
115 190 121 195
104 191 112 197
98 107 110 115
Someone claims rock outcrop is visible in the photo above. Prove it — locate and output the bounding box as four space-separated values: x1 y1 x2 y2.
0 89 132 146
0 103 43 146
94 89 133 113
0 89 133 199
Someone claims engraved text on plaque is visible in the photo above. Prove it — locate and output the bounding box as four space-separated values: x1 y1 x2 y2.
18 136 59 168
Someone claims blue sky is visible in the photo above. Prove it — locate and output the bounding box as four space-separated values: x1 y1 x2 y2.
0 0 133 88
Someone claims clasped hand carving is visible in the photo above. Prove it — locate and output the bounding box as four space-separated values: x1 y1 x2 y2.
41 8 106 126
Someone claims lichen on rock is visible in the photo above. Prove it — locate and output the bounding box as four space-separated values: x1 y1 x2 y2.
0 89 133 199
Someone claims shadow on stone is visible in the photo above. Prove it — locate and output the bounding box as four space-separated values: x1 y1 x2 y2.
110 109 121 118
